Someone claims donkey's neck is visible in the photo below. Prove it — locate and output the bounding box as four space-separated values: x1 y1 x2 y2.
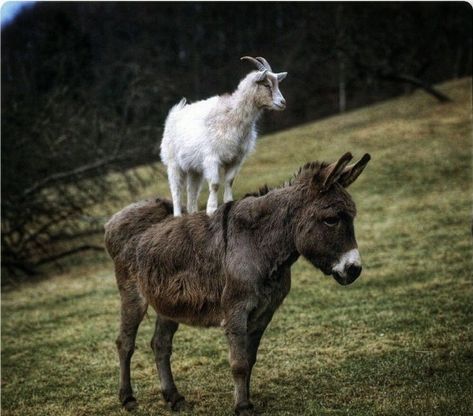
240 189 300 279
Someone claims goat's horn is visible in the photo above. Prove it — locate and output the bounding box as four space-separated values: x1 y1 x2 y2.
240 56 266 72
255 57 273 72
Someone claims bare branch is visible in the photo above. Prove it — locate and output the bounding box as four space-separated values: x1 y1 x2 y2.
21 155 125 198
34 245 104 266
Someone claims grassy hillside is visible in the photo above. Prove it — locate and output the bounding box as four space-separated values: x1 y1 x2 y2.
2 78 472 416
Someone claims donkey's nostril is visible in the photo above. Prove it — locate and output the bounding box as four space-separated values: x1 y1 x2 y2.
346 264 362 280
280 98 286 106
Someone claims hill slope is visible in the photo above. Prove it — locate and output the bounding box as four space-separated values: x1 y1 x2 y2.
2 78 472 416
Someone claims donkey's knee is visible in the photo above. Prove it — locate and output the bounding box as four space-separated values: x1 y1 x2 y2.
230 359 250 379
150 333 172 360
116 336 135 360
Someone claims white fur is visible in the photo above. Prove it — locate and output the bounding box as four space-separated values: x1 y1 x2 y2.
160 70 285 216
332 249 361 277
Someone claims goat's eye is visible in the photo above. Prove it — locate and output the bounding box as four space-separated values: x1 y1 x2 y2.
323 217 339 227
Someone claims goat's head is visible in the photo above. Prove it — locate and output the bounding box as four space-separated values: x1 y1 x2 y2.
241 56 287 111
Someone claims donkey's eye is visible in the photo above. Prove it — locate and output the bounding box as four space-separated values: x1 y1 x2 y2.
323 217 339 227
265 84 272 89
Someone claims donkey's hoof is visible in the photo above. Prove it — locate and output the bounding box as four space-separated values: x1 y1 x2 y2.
169 396 186 411
163 390 186 411
122 396 138 411
235 401 255 415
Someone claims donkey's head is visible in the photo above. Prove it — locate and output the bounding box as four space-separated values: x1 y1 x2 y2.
294 153 371 285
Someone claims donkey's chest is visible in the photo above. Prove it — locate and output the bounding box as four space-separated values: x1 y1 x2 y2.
248 271 291 329
261 280 288 308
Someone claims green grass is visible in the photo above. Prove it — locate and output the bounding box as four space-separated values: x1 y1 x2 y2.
2 78 472 415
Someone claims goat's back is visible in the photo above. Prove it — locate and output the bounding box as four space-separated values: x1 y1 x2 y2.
160 96 219 167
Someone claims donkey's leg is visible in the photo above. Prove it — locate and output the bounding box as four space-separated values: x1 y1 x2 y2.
245 313 274 399
246 269 291 401
186 171 203 214
150 315 185 411
168 163 185 216
116 286 148 410
225 310 254 415
204 160 220 215
223 163 241 203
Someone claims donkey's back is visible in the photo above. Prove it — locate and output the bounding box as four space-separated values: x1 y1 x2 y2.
104 198 174 261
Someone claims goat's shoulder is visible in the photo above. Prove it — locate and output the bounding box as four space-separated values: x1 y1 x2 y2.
189 95 219 111
169 96 218 124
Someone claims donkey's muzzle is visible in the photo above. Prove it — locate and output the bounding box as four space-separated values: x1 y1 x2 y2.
346 264 362 281
331 248 362 285
332 264 362 286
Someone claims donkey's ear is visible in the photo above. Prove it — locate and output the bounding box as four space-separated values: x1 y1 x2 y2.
338 153 371 188
321 152 353 191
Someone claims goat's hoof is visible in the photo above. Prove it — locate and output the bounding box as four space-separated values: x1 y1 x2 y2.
235 401 255 415
122 396 138 411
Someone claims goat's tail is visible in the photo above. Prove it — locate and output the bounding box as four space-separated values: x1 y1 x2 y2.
170 97 187 114
164 97 187 122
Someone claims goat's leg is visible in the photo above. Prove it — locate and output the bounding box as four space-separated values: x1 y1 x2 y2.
225 312 254 415
116 289 148 410
186 171 203 214
167 164 185 216
223 163 241 203
204 161 220 215
150 315 185 411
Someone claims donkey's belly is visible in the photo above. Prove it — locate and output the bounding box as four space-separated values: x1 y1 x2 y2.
140 270 225 328
150 297 223 327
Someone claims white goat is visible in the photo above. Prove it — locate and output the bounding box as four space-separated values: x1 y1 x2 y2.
160 56 288 216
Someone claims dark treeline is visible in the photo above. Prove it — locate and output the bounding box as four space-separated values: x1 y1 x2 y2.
1 2 471 276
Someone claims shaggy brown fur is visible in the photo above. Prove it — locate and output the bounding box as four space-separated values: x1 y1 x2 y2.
104 152 370 415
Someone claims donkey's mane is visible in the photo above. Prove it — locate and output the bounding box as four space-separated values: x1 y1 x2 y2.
243 160 329 198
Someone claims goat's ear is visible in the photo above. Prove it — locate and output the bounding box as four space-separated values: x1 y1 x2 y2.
255 70 268 82
320 152 353 191
277 72 287 82
338 153 371 188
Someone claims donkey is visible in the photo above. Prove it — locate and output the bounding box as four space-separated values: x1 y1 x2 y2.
104 152 370 415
